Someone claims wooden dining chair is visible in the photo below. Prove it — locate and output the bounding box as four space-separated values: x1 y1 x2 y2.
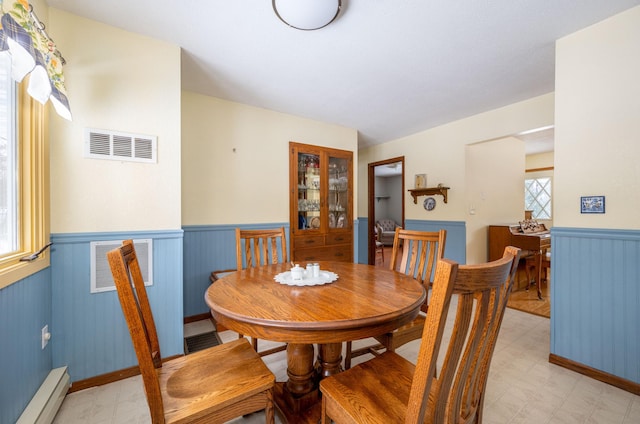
344 227 446 369
236 227 288 356
524 247 551 299
108 240 275 424
374 228 384 265
527 248 551 282
320 246 520 424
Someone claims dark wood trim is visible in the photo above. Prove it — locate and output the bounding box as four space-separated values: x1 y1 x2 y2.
408 186 450 204
72 318 226 393
68 354 182 393
184 313 212 324
184 313 227 331
549 353 640 396
368 157 404 265
526 166 554 173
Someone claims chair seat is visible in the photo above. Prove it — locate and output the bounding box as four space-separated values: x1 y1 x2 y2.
375 313 426 351
322 248 521 424
108 241 275 423
347 314 428 364
160 338 274 424
321 347 418 423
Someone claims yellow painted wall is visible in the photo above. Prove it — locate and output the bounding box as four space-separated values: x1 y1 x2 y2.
466 137 525 264
181 92 358 225
526 151 554 169
555 6 640 228
48 9 182 233
359 93 554 262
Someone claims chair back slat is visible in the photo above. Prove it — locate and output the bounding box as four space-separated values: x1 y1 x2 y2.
107 240 165 423
427 246 520 423
233 227 289 356
236 227 288 270
404 259 458 422
390 228 446 312
322 246 520 424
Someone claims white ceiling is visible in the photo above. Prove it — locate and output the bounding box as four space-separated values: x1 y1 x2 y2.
515 126 555 155
375 125 555 177
47 1 640 151
375 162 403 178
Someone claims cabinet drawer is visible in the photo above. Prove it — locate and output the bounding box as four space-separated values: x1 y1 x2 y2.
295 245 352 262
294 235 325 248
326 233 351 246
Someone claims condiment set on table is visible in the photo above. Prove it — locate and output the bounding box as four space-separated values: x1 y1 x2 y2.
274 263 339 286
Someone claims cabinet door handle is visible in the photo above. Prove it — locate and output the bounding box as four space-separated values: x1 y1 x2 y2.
334 237 344 241
335 252 344 257
305 239 315 244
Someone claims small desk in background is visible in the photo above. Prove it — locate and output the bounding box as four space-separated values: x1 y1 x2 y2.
488 223 551 299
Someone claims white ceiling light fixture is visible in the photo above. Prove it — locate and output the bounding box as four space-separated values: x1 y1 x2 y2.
272 0 342 31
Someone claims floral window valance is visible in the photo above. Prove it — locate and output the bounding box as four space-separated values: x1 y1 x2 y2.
0 0 71 120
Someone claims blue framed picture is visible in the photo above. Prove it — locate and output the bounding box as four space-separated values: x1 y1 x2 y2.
580 196 605 214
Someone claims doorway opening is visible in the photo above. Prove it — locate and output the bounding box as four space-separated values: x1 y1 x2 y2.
367 157 404 265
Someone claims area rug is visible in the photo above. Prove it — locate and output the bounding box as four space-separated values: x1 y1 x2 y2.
507 289 550 318
184 331 222 354
507 275 550 318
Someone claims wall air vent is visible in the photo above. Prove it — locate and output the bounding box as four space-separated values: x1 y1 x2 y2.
90 239 153 293
84 128 157 163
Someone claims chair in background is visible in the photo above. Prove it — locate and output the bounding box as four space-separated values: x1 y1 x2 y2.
375 218 401 246
236 227 288 270
525 247 551 298
235 227 288 356
344 228 446 369
107 240 275 424
320 247 521 424
374 228 384 265
208 269 236 333
542 248 551 281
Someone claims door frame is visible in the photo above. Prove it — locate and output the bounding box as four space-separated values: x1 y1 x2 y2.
367 156 405 265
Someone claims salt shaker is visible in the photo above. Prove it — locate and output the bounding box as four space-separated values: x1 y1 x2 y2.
312 263 320 278
291 264 304 281
306 263 313 277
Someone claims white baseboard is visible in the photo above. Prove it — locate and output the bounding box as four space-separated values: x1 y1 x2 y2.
17 366 70 424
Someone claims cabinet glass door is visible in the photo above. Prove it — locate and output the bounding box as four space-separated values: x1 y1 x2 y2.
297 152 321 231
328 156 349 230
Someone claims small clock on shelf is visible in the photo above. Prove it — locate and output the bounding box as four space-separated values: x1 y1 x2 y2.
423 197 436 211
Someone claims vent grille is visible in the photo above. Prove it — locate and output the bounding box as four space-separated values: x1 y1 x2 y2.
90 239 153 293
85 128 157 163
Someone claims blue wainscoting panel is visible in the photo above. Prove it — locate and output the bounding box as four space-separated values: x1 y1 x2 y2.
183 223 289 318
404 220 466 265
50 231 183 383
358 218 466 265
356 218 369 264
0 269 52 424
551 227 640 384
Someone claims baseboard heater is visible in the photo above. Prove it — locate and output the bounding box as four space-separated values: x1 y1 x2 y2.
17 366 70 424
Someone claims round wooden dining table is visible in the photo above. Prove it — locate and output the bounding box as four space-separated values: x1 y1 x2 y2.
205 261 425 424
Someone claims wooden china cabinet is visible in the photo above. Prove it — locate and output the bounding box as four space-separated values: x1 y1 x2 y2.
289 142 353 263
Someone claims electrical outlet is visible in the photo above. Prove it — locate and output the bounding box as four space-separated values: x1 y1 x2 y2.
41 325 50 349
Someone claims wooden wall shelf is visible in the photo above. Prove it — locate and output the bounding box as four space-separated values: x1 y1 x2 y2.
408 187 450 204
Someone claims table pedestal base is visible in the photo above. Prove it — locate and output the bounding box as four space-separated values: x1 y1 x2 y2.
273 382 320 424
274 342 343 423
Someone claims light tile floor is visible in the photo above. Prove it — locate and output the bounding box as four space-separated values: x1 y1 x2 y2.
53 307 640 424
